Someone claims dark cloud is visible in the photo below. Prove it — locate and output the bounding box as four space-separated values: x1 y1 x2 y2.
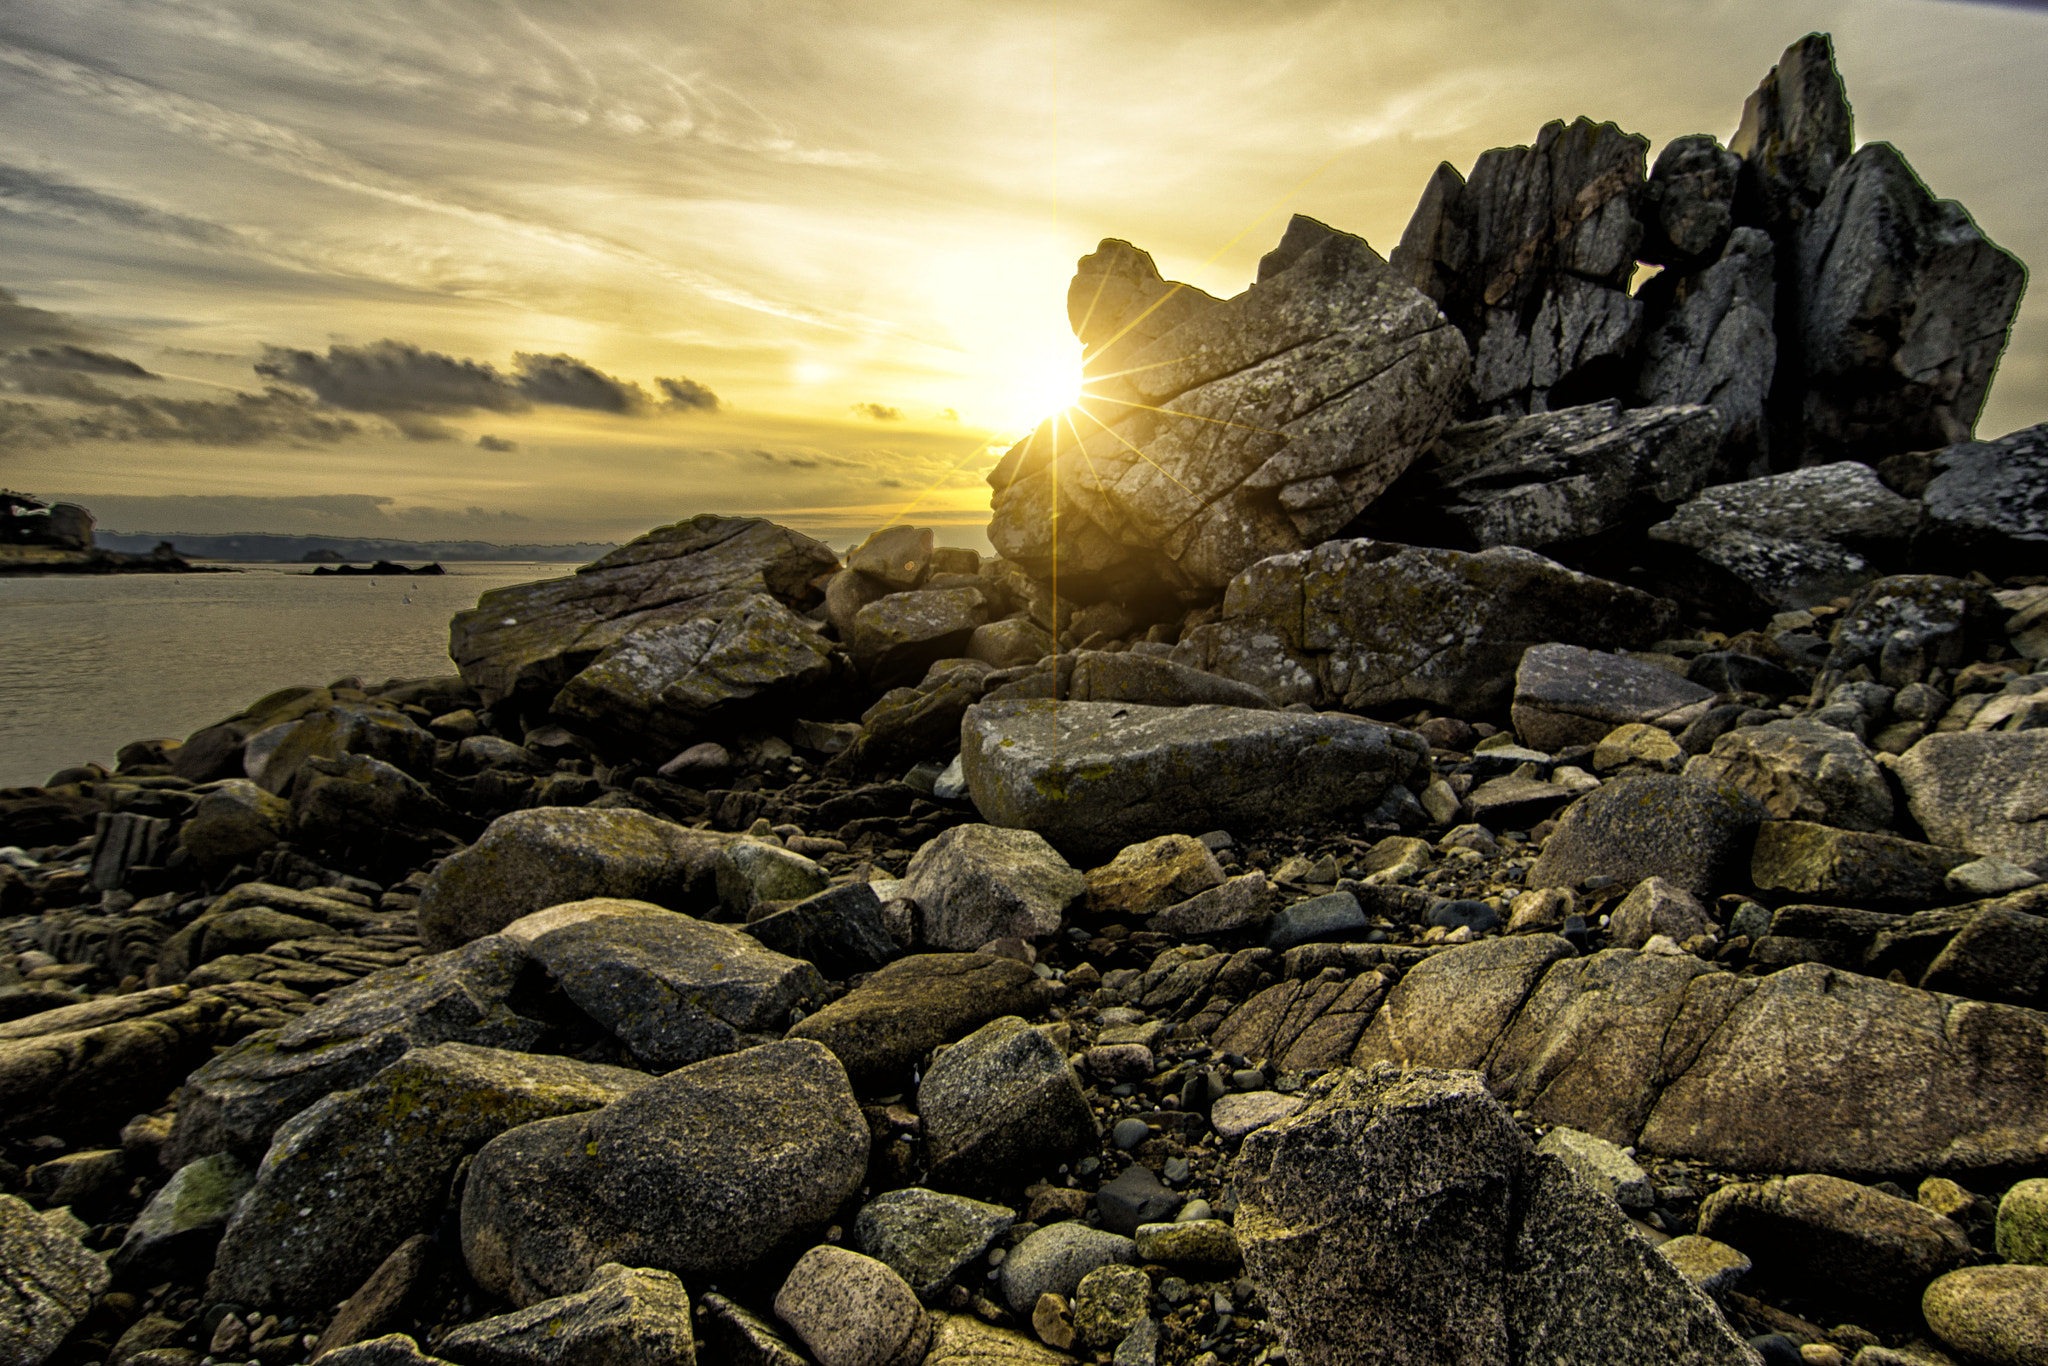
876 477 908 488
255 339 530 415
511 351 647 413
17 345 157 379
0 285 99 349
656 375 722 412
477 433 518 451
158 347 246 362
0 358 125 403
851 401 903 421
0 387 362 447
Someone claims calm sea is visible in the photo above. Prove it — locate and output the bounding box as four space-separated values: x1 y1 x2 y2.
0 562 559 789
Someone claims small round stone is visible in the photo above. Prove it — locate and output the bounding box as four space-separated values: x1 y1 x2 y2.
1112 1119 1151 1150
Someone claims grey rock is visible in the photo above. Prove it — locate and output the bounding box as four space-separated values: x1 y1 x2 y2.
436 1263 696 1366
178 779 291 872
982 650 1276 710
1922 423 2048 578
462 1039 868 1306
900 825 1085 950
1151 873 1272 941
1172 539 1677 715
1535 1126 1654 1210
0 985 241 1140
550 593 837 750
0 1191 110 1366
960 699 1430 863
714 839 830 917
921 1016 1097 1183
110 1152 253 1284
1898 730 2048 873
1607 877 1711 952
211 1043 642 1312
965 618 1055 671
999 1222 1137 1314
1922 1265 2048 1366
744 883 898 979
787 953 1047 1089
855 1188 1015 1304
1656 1236 1753 1300
313 1234 436 1359
450 515 838 706
292 753 452 853
1527 773 1764 900
1921 906 2048 1009
1095 1165 1181 1237
773 1246 931 1366
1816 576 2000 697
990 219 1469 589
1683 718 1892 832
503 899 823 1069
1642 134 1742 266
418 807 731 951
1731 33 1854 232
826 569 895 642
827 668 986 780
1511 643 1713 752
1264 892 1368 953
1209 1092 1306 1142
1636 228 1777 474
257 703 437 798
450 736 545 775
1796 140 2025 465
1698 1174 1971 1321
1646 462 1920 613
850 525 934 589
850 588 991 686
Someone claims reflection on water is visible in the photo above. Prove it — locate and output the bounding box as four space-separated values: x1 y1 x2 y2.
0 562 560 788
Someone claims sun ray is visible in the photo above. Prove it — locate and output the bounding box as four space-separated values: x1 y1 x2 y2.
1084 391 1290 439
1067 402 1202 502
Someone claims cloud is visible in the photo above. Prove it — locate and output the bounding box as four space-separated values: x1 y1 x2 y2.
656 375 722 412
0 285 99 349
0 162 247 252
851 401 903 421
0 386 362 446
937 408 960 421
15 344 157 377
477 433 517 451
255 339 529 415
511 351 647 413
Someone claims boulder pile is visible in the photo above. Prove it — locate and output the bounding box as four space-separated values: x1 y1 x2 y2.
3 32 2046 1366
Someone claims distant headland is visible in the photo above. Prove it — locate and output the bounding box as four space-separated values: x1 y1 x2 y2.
91 529 618 563
0 490 202 575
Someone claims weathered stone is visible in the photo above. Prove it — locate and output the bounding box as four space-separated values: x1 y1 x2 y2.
462 1039 867 1306
1922 423 2048 579
1528 773 1764 899
744 883 897 979
1750 822 1971 907
0 1192 110 1366
900 824 1084 950
418 807 730 951
922 1016 1097 1184
1997 1179 2048 1267
1682 719 1891 832
1658 1236 1753 1301
1151 873 1272 941
212 1043 642 1312
1922 1265 2048 1366
966 618 1055 671
1535 1126 1653 1209
1511 643 1713 751
1363 403 1725 553
1173 540 1676 715
109 1152 253 1284
1071 1265 1150 1351
1636 228 1777 474
991 219 1469 590
1607 877 1711 951
436 1263 695 1366
850 589 991 686
314 1235 437 1359
773 1246 930 1366
850 525 934 590
1697 1174 1971 1321
828 669 986 779
961 699 1430 863
1898 731 2048 873
1731 33 1854 233
1920 907 2048 1009
1816 576 2000 697
258 704 436 798
982 651 1276 710
697 1293 806 1366
451 515 838 706
1084 836 1225 918
1352 935 1579 1074
550 593 837 749
0 985 239 1138
787 953 1046 1089
502 899 823 1070
855 1188 1015 1304
999 1223 1137 1315
1795 140 2025 466
179 779 291 871
925 1313 1076 1366
715 839 830 916
292 753 452 855
1646 463 1920 614
1642 134 1742 266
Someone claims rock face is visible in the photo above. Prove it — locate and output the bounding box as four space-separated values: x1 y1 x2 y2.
462 1039 867 1306
1682 718 1893 832
1172 540 1677 714
210 1043 642 1313
450 514 837 706
417 808 730 951
1233 1065 1756 1366
1392 118 1650 418
501 899 824 1070
988 218 1470 590
960 699 1431 862
1635 227 1777 474
0 986 240 1138
1794 140 2025 466
1730 32 1854 235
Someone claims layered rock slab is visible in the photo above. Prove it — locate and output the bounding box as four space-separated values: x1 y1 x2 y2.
1171 540 1677 714
960 699 1430 863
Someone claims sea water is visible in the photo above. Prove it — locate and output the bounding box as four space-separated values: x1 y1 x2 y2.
0 562 556 788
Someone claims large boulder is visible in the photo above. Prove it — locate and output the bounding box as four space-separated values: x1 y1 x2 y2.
436 1262 697 1366
960 699 1431 862
988 218 1469 590
982 650 1275 710
549 592 837 749
418 807 730 951
1635 227 1777 475
210 1044 642 1313
1644 462 1919 614
1171 540 1677 714
1359 402 1725 553
462 1039 868 1306
0 986 240 1138
1 1193 111 1366
1897 730 2048 873
1794 139 2025 466
1730 33 1854 235
1510 643 1714 751
502 899 825 1069
1232 1065 1756 1366
109 1152 253 1284
773 1246 930 1366
258 704 437 798
1923 1265 2048 1366
1921 422 2048 578
920 1016 1098 1184
1526 773 1764 900
854 1188 1015 1304
179 779 292 871
1391 118 1649 417
1681 718 1893 833
786 953 1049 1090
450 515 839 706
899 825 1085 951
849 588 991 686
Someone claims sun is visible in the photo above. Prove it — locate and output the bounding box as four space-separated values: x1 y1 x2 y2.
1010 349 1084 428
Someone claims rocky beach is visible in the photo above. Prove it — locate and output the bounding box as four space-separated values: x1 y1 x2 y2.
6 33 2048 1366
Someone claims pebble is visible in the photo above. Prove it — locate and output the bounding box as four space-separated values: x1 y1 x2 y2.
1112 1118 1151 1150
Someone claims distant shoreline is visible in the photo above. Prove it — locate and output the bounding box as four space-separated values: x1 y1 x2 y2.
92 530 617 563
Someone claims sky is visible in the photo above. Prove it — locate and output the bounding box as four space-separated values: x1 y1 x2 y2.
1 0 2043 553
